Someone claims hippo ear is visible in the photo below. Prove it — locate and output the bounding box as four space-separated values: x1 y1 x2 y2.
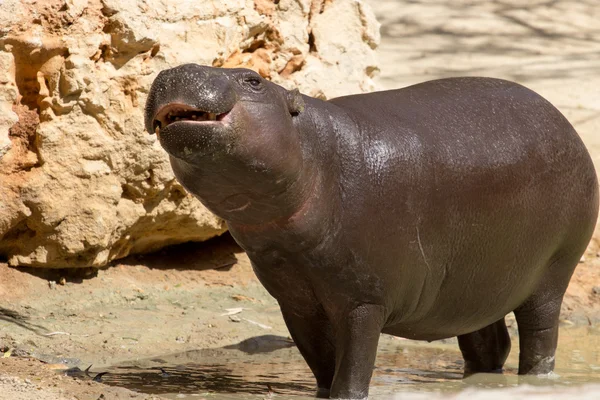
286 89 305 116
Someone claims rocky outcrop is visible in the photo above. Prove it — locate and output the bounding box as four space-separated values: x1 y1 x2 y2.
0 0 380 267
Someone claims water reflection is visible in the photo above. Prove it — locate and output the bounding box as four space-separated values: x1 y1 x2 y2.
96 327 600 399
101 337 314 398
102 363 313 396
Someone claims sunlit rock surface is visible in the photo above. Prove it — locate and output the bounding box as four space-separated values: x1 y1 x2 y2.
0 0 379 267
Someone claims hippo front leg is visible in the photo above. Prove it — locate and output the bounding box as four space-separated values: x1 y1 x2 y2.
279 307 336 398
329 304 385 399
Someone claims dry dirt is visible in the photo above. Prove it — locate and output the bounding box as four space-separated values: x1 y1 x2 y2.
0 358 164 400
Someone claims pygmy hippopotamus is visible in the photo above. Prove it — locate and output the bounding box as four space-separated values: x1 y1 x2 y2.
145 64 599 399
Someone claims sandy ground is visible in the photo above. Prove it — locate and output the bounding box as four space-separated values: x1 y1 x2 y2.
1 0 600 399
1 236 282 399
0 360 164 400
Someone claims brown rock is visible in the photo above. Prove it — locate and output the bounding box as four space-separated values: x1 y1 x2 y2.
254 0 276 16
0 0 379 267
280 54 305 77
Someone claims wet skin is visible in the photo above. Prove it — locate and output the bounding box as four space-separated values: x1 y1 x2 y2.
145 64 599 399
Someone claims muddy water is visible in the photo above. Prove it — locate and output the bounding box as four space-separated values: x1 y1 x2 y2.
96 326 600 399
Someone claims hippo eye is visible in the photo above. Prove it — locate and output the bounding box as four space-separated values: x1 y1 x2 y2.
243 76 263 89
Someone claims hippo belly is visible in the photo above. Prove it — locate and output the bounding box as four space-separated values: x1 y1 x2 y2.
328 78 598 341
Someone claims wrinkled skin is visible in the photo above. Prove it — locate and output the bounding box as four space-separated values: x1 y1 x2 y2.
145 64 599 399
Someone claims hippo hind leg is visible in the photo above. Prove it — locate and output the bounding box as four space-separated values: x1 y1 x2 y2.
513 252 581 375
513 296 562 375
458 318 511 376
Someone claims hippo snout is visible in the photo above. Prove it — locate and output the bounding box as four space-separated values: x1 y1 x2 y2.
144 64 238 134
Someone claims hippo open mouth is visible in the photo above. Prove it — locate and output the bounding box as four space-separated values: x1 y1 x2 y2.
152 103 229 134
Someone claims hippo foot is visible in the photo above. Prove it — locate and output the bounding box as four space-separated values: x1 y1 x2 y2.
458 318 511 377
518 355 556 376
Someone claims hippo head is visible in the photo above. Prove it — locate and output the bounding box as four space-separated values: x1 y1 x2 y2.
144 64 312 225
145 64 305 163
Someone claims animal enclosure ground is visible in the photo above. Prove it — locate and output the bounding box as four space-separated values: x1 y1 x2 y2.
1 234 600 399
